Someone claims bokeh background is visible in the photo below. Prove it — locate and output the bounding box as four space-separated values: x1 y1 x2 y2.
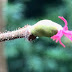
5 0 72 72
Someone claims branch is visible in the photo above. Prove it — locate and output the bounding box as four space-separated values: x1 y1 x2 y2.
0 25 36 42
0 16 71 47
0 19 62 42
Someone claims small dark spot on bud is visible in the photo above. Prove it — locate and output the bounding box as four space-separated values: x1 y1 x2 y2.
28 34 36 41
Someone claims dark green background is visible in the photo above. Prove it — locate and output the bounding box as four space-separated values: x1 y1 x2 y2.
5 0 72 72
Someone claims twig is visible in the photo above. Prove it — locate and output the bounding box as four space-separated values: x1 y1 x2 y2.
0 25 36 42
0 20 59 42
0 16 71 47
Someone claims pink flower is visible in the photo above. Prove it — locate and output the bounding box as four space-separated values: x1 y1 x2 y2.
51 16 72 47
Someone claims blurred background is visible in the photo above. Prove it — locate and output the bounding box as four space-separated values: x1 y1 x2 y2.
4 0 72 72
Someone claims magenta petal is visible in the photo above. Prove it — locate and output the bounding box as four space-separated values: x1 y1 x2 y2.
63 30 72 41
58 16 68 30
63 30 72 35
51 30 64 47
51 16 72 47
59 40 65 47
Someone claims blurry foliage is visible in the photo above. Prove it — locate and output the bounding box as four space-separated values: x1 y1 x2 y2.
23 0 63 18
5 0 72 72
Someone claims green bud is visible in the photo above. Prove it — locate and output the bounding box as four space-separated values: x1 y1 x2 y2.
31 20 62 37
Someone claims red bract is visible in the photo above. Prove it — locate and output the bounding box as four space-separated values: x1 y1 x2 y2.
51 16 72 47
